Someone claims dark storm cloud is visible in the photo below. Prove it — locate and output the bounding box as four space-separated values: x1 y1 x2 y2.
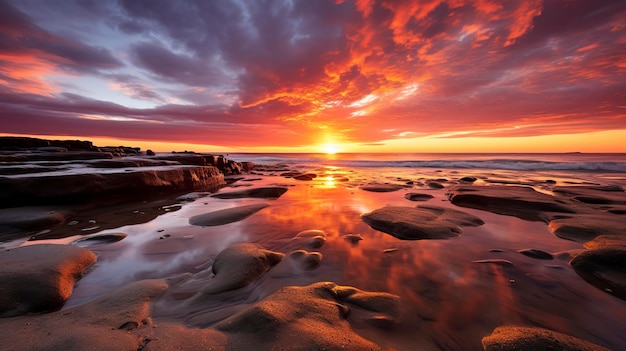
0 0 625 149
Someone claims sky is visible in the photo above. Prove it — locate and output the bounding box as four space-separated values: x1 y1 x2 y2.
1 0 625 153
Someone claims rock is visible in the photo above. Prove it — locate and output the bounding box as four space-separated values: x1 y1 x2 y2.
518 248 553 260
549 214 625 242
188 203 269 227
473 259 514 266
570 245 626 299
213 282 398 350
449 185 575 222
460 176 477 183
361 184 405 192
584 235 626 249
482 325 611 351
0 166 225 208
0 206 74 231
288 250 323 270
146 149 155 156
404 192 434 201
199 243 283 295
0 279 173 350
294 229 327 239
0 244 96 317
0 137 96 151
211 186 288 199
361 205 484 240
427 181 445 189
291 229 327 249
293 173 317 181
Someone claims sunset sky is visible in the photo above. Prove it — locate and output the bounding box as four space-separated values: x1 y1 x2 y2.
1 0 625 153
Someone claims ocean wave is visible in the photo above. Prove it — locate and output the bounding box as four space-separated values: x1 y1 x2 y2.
324 159 626 172
227 153 626 172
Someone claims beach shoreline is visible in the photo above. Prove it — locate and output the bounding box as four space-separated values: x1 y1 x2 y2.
1 139 625 350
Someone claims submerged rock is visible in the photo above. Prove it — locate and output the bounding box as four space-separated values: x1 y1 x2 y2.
71 232 128 247
211 186 288 199
199 243 284 295
518 248 553 260
482 325 611 351
449 185 575 222
361 205 484 240
0 206 74 231
0 244 96 317
189 203 269 226
361 184 405 192
404 193 434 201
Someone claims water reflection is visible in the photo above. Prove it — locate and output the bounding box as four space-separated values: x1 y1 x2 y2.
36 168 626 349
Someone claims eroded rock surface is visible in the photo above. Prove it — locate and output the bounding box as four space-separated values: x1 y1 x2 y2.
482 325 611 351
362 205 484 240
0 244 96 317
1 166 225 208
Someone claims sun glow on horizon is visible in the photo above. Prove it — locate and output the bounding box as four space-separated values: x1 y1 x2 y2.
321 143 340 154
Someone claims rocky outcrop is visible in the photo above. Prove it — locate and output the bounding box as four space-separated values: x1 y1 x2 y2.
0 166 225 208
153 153 244 175
0 137 96 151
0 138 245 208
0 244 96 317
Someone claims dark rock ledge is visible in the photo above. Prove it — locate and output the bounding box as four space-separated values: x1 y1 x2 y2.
0 137 245 208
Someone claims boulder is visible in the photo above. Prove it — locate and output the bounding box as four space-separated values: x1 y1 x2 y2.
362 205 484 240
482 325 610 351
199 243 283 295
0 244 96 317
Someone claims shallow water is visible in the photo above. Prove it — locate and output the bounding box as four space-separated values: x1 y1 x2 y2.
18 164 626 350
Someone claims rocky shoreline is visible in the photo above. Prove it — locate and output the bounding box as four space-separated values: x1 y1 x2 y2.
1 137 624 350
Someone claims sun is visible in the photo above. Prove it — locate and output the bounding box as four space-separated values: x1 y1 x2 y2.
321 143 339 154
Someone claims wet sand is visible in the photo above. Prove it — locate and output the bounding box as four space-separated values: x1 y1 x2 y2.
1 164 625 350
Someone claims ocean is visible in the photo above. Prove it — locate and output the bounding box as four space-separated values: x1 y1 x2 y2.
227 152 626 173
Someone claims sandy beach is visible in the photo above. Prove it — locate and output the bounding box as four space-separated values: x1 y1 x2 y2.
1 148 625 350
